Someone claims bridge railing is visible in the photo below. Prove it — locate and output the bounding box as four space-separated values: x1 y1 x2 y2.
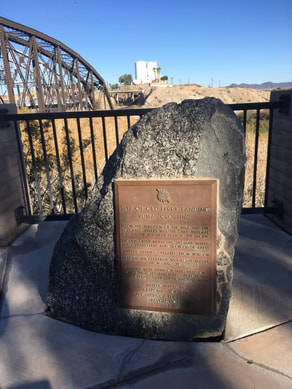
0 101 287 223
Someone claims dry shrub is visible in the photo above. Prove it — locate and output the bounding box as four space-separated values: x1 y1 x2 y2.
243 132 268 207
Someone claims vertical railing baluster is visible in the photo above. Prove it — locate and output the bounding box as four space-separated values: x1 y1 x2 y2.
25 120 43 214
76 117 88 201
13 120 32 216
39 119 54 214
127 115 131 130
252 109 260 208
102 116 109 163
114 116 119 146
64 118 78 213
89 117 98 183
243 110 247 136
51 118 66 214
264 108 274 208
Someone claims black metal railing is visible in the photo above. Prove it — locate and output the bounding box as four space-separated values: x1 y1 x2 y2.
0 100 287 223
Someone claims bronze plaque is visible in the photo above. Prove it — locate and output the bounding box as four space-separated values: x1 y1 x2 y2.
114 179 217 315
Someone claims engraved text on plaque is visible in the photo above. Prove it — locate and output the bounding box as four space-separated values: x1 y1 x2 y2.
114 179 217 315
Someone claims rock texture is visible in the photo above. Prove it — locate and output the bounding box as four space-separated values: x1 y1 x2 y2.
46 98 246 340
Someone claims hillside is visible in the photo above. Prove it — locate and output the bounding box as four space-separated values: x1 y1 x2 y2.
143 84 270 108
228 81 292 90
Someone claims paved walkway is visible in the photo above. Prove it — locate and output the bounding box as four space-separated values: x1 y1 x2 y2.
0 215 291 388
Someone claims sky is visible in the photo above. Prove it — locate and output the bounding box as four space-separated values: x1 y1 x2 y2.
1 0 292 87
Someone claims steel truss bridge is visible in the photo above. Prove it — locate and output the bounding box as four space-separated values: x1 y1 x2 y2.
0 17 112 111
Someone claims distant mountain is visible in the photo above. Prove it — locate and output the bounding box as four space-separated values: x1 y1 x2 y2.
228 81 292 90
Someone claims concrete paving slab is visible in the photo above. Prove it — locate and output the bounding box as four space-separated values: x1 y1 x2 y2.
0 216 291 388
225 215 292 340
228 321 292 379
0 221 67 317
0 314 141 389
0 314 291 389
115 348 292 389
241 215 292 247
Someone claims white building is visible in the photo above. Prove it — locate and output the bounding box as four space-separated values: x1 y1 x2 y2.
134 61 157 84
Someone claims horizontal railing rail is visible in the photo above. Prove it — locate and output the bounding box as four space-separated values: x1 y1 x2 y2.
1 101 286 121
1 99 288 223
0 108 153 121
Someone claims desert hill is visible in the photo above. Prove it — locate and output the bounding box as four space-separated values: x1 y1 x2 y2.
229 81 292 90
110 83 271 108
143 84 270 107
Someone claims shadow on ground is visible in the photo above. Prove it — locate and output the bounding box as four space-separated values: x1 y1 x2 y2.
0 216 291 388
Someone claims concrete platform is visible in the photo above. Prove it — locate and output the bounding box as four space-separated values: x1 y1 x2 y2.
0 216 291 388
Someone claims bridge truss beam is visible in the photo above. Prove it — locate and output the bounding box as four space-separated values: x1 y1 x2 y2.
0 17 113 111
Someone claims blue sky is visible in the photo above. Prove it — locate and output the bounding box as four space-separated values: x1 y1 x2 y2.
1 0 292 86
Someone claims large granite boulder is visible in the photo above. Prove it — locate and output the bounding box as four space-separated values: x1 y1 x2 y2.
46 98 246 340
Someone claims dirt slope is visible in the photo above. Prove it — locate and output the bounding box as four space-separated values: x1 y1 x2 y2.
144 84 270 107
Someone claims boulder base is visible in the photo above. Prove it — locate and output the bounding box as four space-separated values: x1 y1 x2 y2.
46 98 245 340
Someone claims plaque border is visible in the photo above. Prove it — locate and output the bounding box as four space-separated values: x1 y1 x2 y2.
114 179 218 316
